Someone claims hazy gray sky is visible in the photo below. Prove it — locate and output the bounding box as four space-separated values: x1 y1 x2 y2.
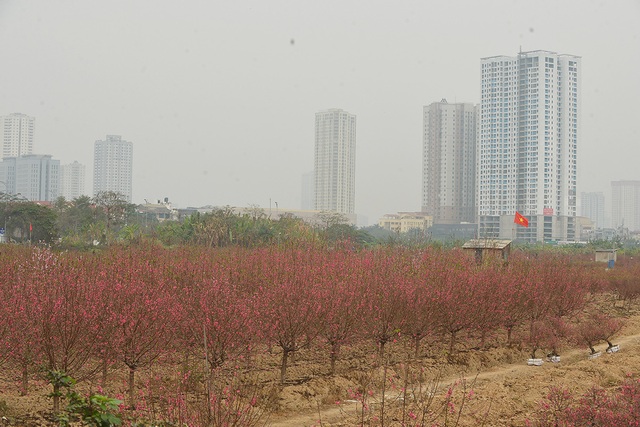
1 0 638 224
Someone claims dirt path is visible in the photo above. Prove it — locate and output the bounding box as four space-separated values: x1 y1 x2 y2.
268 331 640 426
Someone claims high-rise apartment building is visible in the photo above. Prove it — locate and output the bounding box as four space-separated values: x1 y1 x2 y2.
1 113 35 158
93 135 133 202
580 192 605 229
60 161 86 201
0 154 59 201
611 181 640 232
478 50 580 242
422 99 477 224
314 109 356 214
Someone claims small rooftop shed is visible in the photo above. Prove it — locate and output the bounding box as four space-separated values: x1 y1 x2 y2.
595 249 617 268
462 239 512 263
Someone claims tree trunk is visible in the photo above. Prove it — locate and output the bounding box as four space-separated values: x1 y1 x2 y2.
52 383 60 413
329 342 340 375
101 356 109 388
21 362 28 396
413 335 422 359
448 330 457 356
480 329 487 348
183 350 189 370
128 366 136 409
280 349 290 385
380 363 388 427
245 344 253 369
378 338 387 362
401 362 409 426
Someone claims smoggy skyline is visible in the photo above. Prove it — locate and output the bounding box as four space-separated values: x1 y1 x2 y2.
1 0 638 224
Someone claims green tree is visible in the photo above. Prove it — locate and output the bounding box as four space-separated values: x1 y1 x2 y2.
54 196 96 248
47 371 122 426
315 210 350 229
360 224 397 242
313 211 372 246
119 223 142 245
0 200 57 244
92 191 136 245
191 206 236 247
156 219 192 246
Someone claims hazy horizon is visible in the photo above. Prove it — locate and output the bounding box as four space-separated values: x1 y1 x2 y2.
1 0 638 225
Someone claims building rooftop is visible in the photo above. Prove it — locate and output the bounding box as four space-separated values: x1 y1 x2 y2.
462 239 512 250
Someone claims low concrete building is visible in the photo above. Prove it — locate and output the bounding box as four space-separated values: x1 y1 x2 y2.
595 249 617 266
462 239 512 263
137 200 179 222
378 212 433 233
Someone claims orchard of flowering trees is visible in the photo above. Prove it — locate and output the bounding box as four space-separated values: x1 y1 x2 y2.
0 243 637 424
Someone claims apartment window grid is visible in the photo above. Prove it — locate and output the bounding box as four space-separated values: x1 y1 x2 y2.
478 51 580 239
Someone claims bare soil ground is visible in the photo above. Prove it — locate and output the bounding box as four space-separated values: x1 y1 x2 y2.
2 313 639 426
269 313 640 426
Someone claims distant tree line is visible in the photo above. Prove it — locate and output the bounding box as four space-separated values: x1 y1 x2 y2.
0 192 392 249
4 192 638 254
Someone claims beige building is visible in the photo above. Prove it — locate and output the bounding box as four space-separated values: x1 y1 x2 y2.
378 212 433 233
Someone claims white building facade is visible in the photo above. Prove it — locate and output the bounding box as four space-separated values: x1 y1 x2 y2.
580 191 605 229
478 50 580 242
0 154 59 201
314 109 356 214
611 181 640 232
422 99 477 224
60 161 86 201
1 113 35 158
93 135 133 202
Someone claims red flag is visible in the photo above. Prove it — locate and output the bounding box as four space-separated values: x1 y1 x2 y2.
29 223 32 232
514 212 529 228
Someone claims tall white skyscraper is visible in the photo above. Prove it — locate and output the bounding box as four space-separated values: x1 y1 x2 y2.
0 154 59 201
314 109 356 214
60 161 86 201
422 99 477 224
611 181 640 232
93 135 133 202
580 192 605 229
478 50 580 242
1 113 35 158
